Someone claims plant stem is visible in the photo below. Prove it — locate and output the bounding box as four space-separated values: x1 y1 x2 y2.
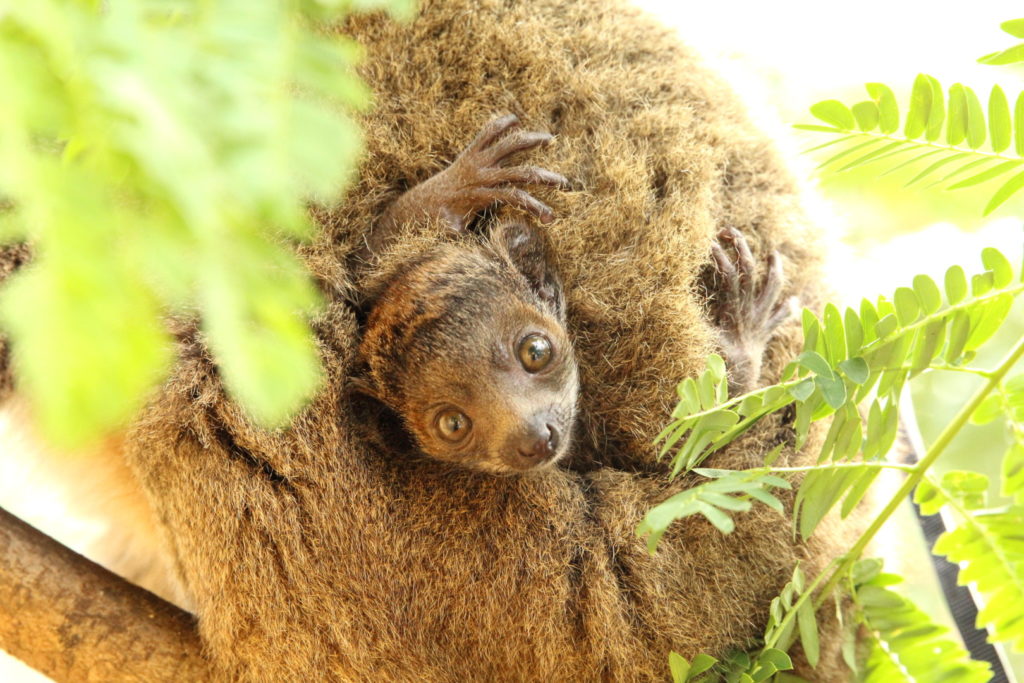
767 462 915 475
813 332 1024 610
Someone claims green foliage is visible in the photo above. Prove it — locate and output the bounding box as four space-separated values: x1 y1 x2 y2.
915 468 1024 650
670 652 718 683
0 0 411 445
645 247 1024 679
654 247 1023 495
856 570 991 683
971 373 1024 502
649 16 1024 682
798 60 1024 214
978 19 1024 66
637 468 789 552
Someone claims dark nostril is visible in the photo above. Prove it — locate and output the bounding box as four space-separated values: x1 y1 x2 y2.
518 424 559 461
546 424 560 452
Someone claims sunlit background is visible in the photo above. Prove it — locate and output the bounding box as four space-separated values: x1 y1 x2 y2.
3 1 1023 680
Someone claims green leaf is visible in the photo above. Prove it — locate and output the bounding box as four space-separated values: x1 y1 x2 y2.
978 44 1024 65
789 378 815 402
893 287 920 325
689 654 718 678
859 576 991 683
982 247 1014 287
984 168 1024 215
912 274 941 314
818 139 882 169
910 319 946 377
932 503 1024 649
852 101 879 131
875 313 898 339
1017 91 1024 157
880 149 944 177
905 74 933 139
905 152 968 187
914 478 946 516
866 82 899 134
990 85 1012 153
844 307 864 357
947 83 968 146
944 265 968 304
924 74 945 142
796 350 833 378
823 304 847 363
839 357 869 384
1001 19 1024 38
842 467 880 517
796 598 819 668
1003 444 1024 503
816 374 847 410
944 310 971 364
810 100 855 130
669 652 690 683
970 394 1002 425
964 85 986 149
792 124 846 135
966 293 1013 350
947 160 1023 190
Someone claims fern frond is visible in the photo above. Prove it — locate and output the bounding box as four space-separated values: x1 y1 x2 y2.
916 471 1024 651
636 469 789 552
979 19 1024 65
654 248 1024 493
798 75 1024 214
857 572 992 683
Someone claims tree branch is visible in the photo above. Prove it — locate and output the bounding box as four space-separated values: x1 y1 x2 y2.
0 506 212 682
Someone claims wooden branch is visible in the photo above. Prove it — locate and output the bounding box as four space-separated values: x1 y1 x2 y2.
0 506 212 682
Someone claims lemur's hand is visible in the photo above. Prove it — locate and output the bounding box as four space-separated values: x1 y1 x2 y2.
385 114 570 233
710 227 795 394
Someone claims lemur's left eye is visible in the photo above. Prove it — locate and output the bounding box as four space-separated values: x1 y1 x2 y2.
437 409 472 442
518 333 553 373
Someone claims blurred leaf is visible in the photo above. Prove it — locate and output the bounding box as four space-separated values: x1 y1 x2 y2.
811 100 855 129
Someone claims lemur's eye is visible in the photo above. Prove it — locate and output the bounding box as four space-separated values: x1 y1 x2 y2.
437 409 472 442
518 333 553 373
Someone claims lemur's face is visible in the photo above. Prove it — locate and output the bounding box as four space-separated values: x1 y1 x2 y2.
358 238 578 474
399 300 578 474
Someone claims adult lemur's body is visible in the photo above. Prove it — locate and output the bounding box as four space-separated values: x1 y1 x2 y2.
355 114 788 475
0 1 856 680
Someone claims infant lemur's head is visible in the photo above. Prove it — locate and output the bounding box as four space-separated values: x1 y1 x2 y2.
357 222 578 474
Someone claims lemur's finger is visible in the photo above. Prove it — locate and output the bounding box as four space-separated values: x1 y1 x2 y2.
766 296 798 331
473 188 555 224
485 131 554 166
725 227 755 288
470 114 521 152
710 242 740 301
758 251 784 311
484 166 570 189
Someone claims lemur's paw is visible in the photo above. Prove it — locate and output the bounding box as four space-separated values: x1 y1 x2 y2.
710 227 795 392
433 114 569 231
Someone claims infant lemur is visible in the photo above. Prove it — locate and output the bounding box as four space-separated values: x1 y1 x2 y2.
355 114 791 475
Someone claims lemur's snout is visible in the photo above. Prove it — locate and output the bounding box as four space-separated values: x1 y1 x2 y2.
510 419 560 469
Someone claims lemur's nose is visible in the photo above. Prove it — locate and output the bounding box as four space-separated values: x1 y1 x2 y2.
517 422 560 462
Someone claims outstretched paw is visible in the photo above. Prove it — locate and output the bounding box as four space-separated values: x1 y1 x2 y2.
710 227 795 393
408 113 570 232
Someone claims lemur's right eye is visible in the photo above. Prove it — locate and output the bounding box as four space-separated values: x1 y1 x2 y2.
518 333 553 373
437 409 472 442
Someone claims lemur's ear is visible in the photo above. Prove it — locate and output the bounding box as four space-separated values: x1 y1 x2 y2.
493 221 566 322
346 376 381 401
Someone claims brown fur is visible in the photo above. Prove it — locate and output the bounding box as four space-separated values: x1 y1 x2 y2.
5 1 857 680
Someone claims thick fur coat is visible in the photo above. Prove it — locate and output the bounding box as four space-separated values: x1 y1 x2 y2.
7 0 855 680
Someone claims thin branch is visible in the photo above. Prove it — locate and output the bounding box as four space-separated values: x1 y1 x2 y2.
0 506 212 682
